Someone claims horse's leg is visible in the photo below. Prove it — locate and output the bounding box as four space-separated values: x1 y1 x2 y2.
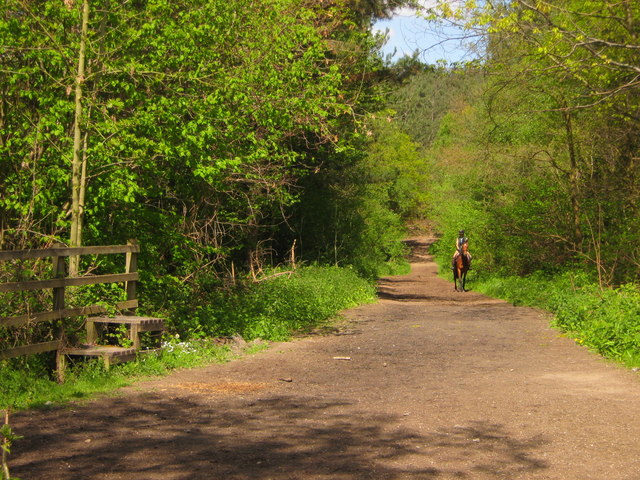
454 267 463 292
461 271 466 292
453 270 458 291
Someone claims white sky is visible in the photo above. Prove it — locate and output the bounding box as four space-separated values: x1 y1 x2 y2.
372 4 476 64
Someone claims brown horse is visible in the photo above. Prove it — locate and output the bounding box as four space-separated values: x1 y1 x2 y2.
453 242 470 292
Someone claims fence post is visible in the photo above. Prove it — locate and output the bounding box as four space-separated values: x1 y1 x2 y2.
52 243 68 382
125 239 140 348
125 239 138 309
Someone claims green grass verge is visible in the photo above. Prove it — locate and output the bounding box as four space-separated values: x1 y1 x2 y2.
169 265 377 341
0 338 232 410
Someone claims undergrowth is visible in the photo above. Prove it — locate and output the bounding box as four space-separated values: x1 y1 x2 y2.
164 265 377 341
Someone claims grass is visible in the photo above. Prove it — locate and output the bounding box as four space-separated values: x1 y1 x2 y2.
0 338 233 410
167 265 377 342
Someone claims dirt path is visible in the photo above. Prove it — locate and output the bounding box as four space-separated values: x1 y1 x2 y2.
11 238 640 479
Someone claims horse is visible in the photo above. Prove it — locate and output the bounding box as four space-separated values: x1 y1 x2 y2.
453 242 470 292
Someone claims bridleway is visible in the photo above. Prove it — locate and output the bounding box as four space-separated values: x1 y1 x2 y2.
12 237 640 479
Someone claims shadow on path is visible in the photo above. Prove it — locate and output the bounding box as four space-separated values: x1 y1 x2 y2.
14 391 549 480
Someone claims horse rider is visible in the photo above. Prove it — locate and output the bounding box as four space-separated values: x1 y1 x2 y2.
451 230 472 270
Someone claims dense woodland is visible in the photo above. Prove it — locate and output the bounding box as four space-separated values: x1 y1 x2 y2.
1 0 640 376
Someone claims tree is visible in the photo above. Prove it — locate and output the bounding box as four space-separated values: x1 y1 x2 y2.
0 0 410 280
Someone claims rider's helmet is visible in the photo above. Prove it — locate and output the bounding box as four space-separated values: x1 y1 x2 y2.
458 230 465 236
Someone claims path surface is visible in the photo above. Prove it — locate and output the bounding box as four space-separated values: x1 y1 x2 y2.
12 238 640 479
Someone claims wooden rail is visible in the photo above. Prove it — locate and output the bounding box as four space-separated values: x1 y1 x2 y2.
0 244 139 262
0 341 62 361
0 241 142 381
0 273 139 293
0 300 138 329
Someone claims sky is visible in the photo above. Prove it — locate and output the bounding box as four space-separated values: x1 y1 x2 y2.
371 6 476 64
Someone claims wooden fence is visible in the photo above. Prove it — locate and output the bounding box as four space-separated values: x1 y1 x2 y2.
0 241 146 380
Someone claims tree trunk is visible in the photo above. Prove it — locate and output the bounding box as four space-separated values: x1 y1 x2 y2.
69 0 90 276
561 107 583 250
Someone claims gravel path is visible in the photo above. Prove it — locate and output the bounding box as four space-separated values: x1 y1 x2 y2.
11 237 640 479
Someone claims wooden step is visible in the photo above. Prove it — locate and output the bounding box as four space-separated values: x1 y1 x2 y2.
87 315 165 329
65 345 137 368
85 315 165 349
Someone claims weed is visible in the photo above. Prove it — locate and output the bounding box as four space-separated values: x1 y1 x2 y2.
1 409 22 480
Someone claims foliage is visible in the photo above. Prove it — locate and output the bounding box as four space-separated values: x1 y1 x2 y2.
291 168 409 279
158 265 377 341
225 266 376 340
289 111 428 278
388 66 483 148
0 0 382 271
362 113 430 219
0 0 413 366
